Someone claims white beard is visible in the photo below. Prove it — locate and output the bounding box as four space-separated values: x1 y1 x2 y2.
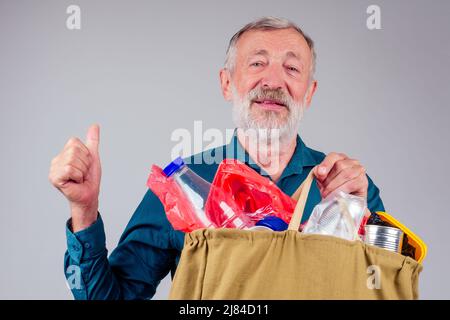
231 84 305 147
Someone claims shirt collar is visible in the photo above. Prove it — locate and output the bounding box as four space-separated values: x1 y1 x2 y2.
224 129 319 179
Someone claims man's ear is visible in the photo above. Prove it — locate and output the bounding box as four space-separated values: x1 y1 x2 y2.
304 80 318 108
219 68 233 101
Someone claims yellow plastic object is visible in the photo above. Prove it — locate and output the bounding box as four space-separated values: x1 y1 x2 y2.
375 211 427 263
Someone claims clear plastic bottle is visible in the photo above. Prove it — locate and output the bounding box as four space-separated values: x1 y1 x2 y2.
163 157 254 229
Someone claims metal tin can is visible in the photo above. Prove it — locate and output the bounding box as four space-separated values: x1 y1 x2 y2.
364 225 404 253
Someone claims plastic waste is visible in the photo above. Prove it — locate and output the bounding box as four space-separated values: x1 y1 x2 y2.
147 158 298 232
253 216 289 231
147 157 255 232
302 191 367 241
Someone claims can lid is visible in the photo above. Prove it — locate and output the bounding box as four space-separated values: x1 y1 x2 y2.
163 157 185 177
255 216 288 231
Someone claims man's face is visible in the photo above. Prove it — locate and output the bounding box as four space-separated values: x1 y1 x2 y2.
220 28 317 142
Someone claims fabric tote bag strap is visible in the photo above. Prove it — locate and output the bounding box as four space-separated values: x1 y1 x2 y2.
288 168 316 231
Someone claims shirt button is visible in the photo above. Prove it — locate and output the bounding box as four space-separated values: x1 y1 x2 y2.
84 243 91 249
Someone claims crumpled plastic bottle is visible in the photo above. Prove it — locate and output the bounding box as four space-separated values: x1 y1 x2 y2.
302 191 367 241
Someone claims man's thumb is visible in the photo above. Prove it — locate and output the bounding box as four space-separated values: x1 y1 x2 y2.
86 124 100 154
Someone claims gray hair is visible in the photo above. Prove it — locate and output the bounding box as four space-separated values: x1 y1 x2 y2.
224 16 316 80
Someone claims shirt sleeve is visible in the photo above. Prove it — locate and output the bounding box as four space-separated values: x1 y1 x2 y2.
366 174 385 213
64 190 181 300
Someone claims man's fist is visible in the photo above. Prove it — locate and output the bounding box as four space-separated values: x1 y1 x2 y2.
314 152 368 201
49 124 102 232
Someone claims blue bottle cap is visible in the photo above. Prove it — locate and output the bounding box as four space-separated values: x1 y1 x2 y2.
255 216 288 231
163 157 185 177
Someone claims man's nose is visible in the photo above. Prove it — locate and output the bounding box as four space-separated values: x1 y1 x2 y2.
260 64 285 90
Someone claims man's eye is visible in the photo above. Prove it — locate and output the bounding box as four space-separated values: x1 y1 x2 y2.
287 66 299 72
250 62 264 67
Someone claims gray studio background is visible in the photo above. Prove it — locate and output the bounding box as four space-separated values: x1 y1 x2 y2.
1 0 449 299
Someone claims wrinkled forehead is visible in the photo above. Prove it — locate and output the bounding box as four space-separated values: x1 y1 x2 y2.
235 28 313 64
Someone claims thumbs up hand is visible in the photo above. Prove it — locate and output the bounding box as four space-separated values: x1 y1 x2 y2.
49 124 102 232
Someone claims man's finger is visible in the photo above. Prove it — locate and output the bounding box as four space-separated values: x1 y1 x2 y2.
58 164 84 186
314 152 347 182
63 139 91 159
321 159 360 187
85 124 100 155
325 174 368 199
321 167 365 198
63 155 90 175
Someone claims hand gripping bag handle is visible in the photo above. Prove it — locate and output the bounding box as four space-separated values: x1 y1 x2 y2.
288 168 372 233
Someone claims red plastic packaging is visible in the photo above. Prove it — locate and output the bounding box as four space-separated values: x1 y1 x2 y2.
147 159 297 232
208 159 297 224
147 165 207 232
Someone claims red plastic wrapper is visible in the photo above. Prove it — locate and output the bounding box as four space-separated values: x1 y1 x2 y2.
358 213 370 237
147 159 297 232
208 159 297 224
147 165 206 232
147 164 248 232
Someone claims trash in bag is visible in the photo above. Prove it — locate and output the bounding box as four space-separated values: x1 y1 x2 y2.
302 191 367 241
367 212 416 259
146 159 254 232
208 159 297 224
146 158 297 232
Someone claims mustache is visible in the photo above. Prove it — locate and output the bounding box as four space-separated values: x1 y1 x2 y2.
248 87 292 110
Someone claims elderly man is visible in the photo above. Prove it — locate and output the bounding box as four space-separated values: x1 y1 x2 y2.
49 17 384 300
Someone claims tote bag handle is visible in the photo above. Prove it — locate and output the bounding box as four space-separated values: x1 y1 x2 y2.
288 168 316 231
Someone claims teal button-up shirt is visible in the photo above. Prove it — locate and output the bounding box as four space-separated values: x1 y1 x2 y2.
64 132 384 300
